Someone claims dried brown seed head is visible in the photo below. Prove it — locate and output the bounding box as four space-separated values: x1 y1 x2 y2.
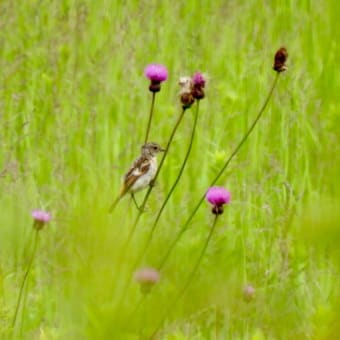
273 47 288 72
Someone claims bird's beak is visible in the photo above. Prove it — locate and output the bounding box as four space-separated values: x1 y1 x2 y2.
160 147 166 152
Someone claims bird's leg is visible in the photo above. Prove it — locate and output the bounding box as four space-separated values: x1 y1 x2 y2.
149 179 156 188
131 193 144 212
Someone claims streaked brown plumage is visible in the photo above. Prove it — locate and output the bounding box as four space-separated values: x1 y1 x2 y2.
109 142 165 212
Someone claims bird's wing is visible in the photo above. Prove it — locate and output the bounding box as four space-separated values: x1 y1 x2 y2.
119 156 151 196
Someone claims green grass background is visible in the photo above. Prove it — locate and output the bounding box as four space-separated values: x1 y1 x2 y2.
0 0 339 338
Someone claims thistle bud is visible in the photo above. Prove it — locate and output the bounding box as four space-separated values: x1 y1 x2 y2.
273 47 288 73
180 92 195 109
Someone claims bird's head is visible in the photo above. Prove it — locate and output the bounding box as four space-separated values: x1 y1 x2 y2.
141 142 166 157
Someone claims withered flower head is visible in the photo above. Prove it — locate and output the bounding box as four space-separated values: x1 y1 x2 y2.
273 47 288 73
179 76 193 94
179 76 195 109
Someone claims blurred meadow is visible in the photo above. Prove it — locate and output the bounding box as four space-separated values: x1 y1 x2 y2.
0 0 339 339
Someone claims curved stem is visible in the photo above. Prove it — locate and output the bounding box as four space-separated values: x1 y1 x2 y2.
124 107 187 250
115 107 188 311
12 230 39 328
137 101 200 264
144 92 156 143
157 72 280 270
150 215 219 338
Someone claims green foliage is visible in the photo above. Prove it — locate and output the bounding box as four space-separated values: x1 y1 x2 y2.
0 0 339 338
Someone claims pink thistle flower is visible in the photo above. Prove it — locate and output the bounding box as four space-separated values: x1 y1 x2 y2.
243 284 256 302
206 186 231 215
145 64 168 82
192 72 206 100
134 267 160 294
144 64 168 92
31 209 51 230
192 72 206 87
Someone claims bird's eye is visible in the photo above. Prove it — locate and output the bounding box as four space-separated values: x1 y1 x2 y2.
153 146 157 149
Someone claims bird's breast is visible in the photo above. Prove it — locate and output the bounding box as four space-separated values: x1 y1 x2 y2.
130 157 157 193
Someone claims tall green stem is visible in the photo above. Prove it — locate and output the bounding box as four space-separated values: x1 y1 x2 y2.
12 230 39 329
144 92 156 143
115 108 188 311
150 215 219 338
124 107 187 250
157 72 280 270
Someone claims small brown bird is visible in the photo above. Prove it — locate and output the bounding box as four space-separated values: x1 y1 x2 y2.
109 142 165 212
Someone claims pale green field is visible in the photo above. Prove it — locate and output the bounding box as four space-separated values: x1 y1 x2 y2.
0 0 339 339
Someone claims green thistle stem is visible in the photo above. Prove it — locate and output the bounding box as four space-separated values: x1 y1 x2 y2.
150 214 219 338
124 107 187 249
144 92 156 143
115 107 188 311
12 229 39 329
157 72 280 270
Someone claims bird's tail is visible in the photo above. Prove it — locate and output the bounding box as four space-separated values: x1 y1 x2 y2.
108 196 121 213
109 185 127 213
